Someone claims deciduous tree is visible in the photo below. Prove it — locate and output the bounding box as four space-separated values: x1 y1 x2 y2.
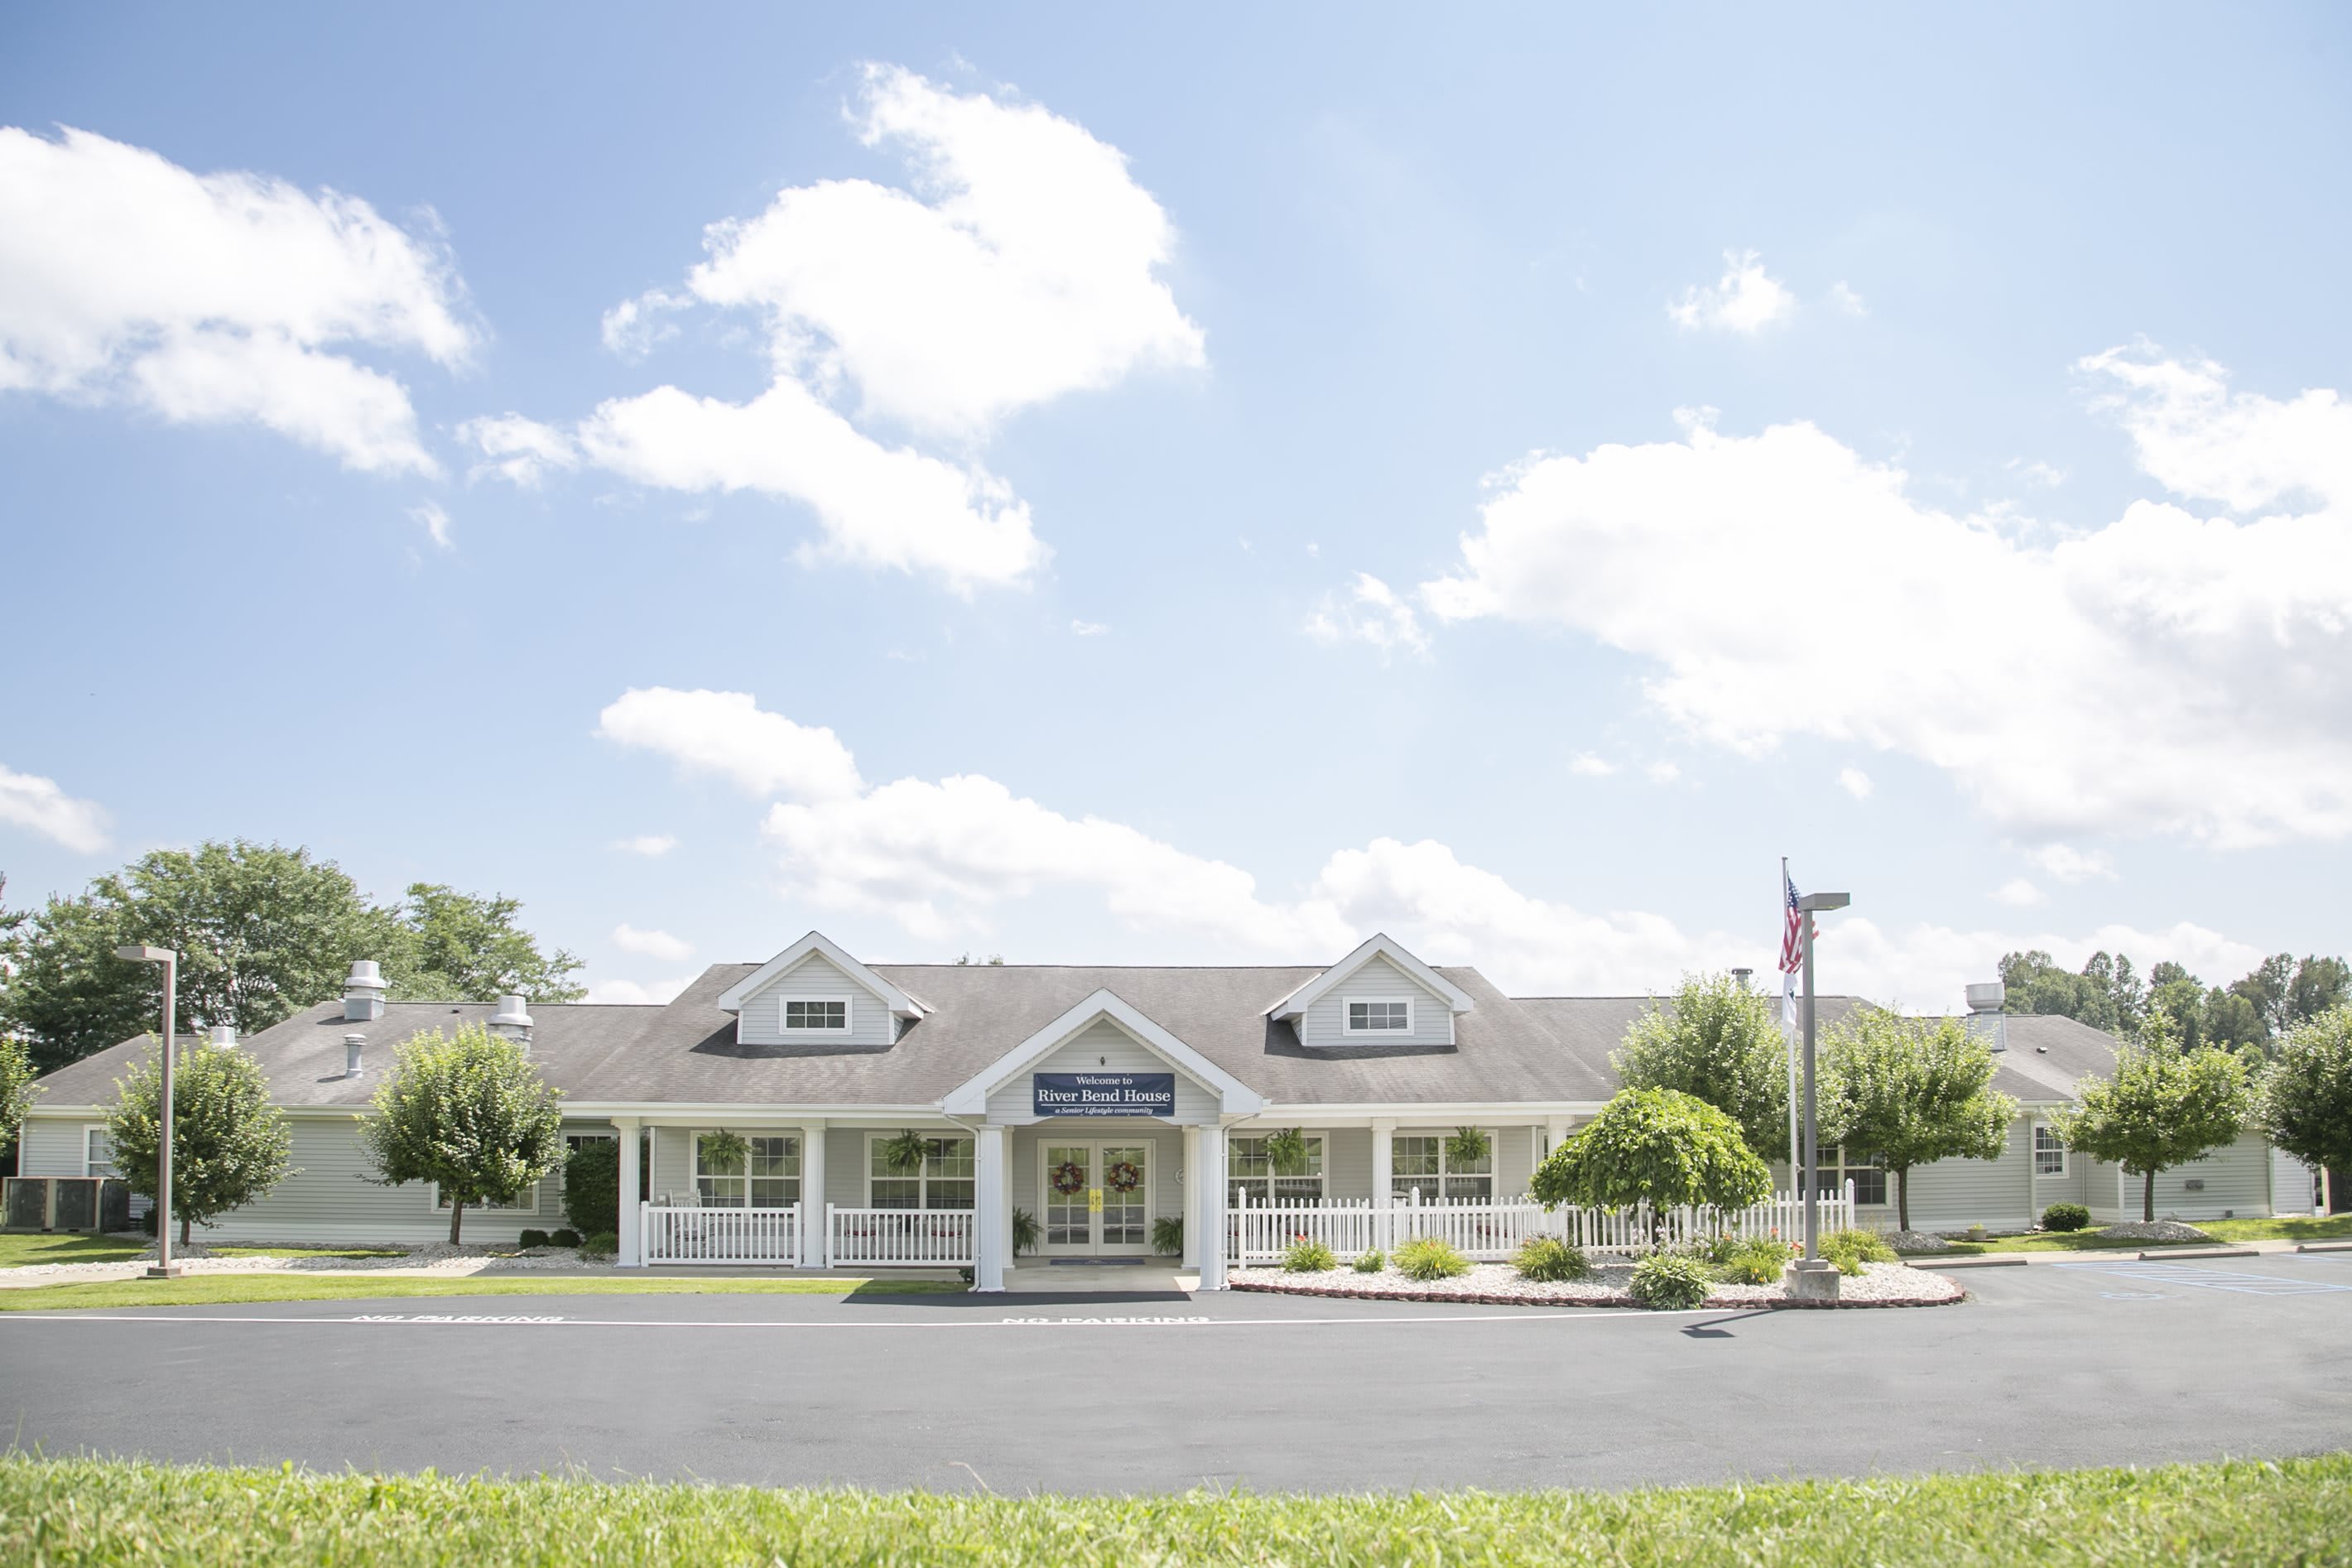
1819 1011 2018 1232
1611 971 1788 1161
104 1041 297 1246
0 1032 38 1173
2054 1014 2251 1222
358 1023 564 1244
1531 1088 1771 1244
2254 1008 2352 1194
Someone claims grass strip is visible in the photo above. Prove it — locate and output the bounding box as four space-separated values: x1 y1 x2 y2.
0 1272 959 1311
0 1234 149 1269
2 1453 2348 1566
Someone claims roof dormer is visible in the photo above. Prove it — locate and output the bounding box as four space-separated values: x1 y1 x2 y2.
715 931 929 1048
1265 933 1474 1048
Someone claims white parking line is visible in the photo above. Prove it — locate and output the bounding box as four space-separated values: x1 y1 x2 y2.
2055 1261 2352 1296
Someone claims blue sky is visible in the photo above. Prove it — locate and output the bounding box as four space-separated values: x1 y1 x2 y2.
4 5 2349 1006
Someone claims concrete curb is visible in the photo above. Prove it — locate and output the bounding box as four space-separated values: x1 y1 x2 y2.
1917 1256 2027 1269
1227 1279 1965 1311
2296 1240 2352 1253
2138 1246 2260 1261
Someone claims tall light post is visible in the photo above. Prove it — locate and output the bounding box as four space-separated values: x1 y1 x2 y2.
113 945 183 1279
1793 891 1849 1296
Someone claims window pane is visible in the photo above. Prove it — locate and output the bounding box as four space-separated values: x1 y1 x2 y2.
1272 1176 1323 1203
1228 1138 1269 1178
1392 1176 1439 1203
1443 1176 1493 1204
749 1177 799 1206
87 1131 117 1179
872 1176 921 1210
926 1180 976 1210
1229 1177 1270 1205
750 1136 800 1179
926 1138 975 1180
1393 1137 1440 1176
785 999 846 1030
1348 1002 1369 1027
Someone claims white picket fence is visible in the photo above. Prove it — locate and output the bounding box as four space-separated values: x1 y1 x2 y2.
1225 1186 1854 1266
827 1205 977 1267
642 1202 801 1266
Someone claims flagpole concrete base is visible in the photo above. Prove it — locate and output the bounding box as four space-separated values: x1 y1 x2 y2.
1784 1259 1842 1302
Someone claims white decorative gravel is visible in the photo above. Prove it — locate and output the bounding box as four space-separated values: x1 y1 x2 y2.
0 1241 617 1284
1888 1230 1953 1252
1230 1258 1963 1309
2095 1220 2215 1243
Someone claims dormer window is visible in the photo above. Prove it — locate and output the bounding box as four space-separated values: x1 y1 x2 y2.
1346 998 1411 1033
784 998 849 1032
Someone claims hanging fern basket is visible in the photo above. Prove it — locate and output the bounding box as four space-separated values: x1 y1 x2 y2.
1263 1126 1312 1176
1445 1126 1491 1168
881 1128 931 1175
700 1128 750 1169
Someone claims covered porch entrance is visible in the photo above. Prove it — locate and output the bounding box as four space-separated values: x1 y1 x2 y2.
1036 1137 1155 1258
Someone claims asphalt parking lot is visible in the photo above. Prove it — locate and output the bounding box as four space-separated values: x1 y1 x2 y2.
4 1253 2349 1493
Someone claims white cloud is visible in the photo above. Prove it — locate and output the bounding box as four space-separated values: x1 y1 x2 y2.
408 500 452 551
612 833 679 857
1645 761 1681 784
1827 917 2265 1013
1568 753 1616 777
457 413 579 488
0 126 472 475
612 923 692 962
1305 572 1430 658
482 66 1200 593
1830 281 1868 316
1422 350 2352 848
1070 619 1109 636
1838 767 1873 800
1667 250 1796 334
584 974 695 1005
596 686 863 801
2009 458 2068 488
2027 843 2115 883
1993 878 2045 907
0 763 111 853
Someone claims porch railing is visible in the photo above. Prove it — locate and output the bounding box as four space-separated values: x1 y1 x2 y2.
827 1204 977 1267
1225 1186 1854 1267
642 1202 801 1266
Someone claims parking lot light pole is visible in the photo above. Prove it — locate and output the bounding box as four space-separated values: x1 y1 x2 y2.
113 945 183 1279
1793 892 1849 1290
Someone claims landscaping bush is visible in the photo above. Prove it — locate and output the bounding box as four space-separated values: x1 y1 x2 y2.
1282 1238 1337 1272
1629 1251 1715 1309
2042 1202 2092 1233
1716 1236 1796 1286
1353 1248 1385 1273
562 1138 621 1240
1151 1216 1183 1258
549 1228 581 1248
517 1229 550 1250
1392 1236 1472 1281
1512 1236 1593 1282
1692 1234 1741 1266
1821 1226 1898 1277
580 1232 618 1258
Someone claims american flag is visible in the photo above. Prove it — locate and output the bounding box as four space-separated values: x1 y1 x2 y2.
1778 864 1803 976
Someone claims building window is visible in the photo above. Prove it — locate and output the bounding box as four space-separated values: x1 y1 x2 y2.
1229 1135 1325 1205
783 998 849 1032
869 1136 975 1210
1392 1133 1494 1204
1345 998 1411 1033
2034 1125 2067 1178
1813 1146 1888 1207
85 1128 118 1179
695 1133 801 1208
430 1183 539 1214
565 1131 617 1153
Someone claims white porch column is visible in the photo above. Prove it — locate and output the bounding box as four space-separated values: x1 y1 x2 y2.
615 1117 643 1267
800 1121 829 1267
1370 1118 1395 1253
1180 1124 1201 1267
974 1123 1008 1291
1197 1121 1229 1290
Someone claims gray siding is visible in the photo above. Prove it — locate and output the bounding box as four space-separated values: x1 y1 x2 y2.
2273 1148 2324 1215
1323 1128 1373 1201
1898 1119 2034 1229
1298 955 1455 1048
984 1017 1219 1123
18 1118 95 1176
736 953 893 1048
2148 1133 2273 1219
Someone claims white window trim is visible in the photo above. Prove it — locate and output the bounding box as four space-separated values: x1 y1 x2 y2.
782 994 853 1034
1227 1133 1329 1204
2032 1123 2068 1179
1390 1128 1499 1201
1343 996 1414 1035
694 1129 803 1208
426 1181 540 1214
84 1126 117 1179
863 1131 977 1209
1816 1144 1890 1206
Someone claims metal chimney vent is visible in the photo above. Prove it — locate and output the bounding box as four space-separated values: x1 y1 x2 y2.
344 1033 366 1078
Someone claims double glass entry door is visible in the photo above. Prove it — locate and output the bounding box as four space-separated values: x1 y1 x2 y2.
1039 1141 1152 1255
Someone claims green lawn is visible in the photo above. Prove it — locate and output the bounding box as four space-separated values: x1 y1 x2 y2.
1902 1210 2352 1258
0 1231 148 1268
2 1454 2347 1566
2203 1212 2352 1243
1902 1232 2168 1257
0 1272 960 1312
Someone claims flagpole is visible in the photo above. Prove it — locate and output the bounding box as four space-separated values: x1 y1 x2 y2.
1782 859 1799 1187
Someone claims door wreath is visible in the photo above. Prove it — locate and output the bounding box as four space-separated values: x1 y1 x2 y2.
1104 1160 1143 1195
1050 1161 1089 1197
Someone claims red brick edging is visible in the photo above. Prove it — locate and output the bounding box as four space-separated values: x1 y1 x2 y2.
1228 1279 1965 1310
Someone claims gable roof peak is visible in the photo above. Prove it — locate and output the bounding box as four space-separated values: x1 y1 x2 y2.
711 931 928 1020
1265 932 1476 1021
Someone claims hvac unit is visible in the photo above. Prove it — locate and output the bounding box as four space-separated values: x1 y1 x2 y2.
2 1176 132 1234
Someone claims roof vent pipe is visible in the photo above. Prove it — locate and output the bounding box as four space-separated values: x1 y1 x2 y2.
1963 981 2008 1052
207 1024 236 1048
344 1033 365 1078
489 993 534 1051
1731 968 1753 990
344 960 387 1022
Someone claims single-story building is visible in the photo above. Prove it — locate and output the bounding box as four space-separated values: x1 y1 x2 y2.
17 930 2324 1285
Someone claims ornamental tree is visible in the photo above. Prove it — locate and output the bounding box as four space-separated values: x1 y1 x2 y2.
0 1032 41 1173
1611 971 1790 1161
1818 1010 2018 1232
2255 1007 2352 1193
2054 1013 2252 1223
358 1023 565 1243
1531 1087 1771 1244
104 1041 297 1246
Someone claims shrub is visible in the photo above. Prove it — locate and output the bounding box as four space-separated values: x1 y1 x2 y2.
1512 1236 1593 1282
1011 1208 1040 1256
580 1231 618 1258
1705 1236 1792 1286
1693 1234 1741 1267
562 1138 621 1240
549 1228 581 1248
1392 1236 1471 1281
1151 1216 1183 1258
1629 1251 1715 1309
2042 1202 2092 1233
1282 1238 1338 1272
1531 1088 1771 1245
1353 1248 1385 1273
517 1229 550 1250
1821 1227 1897 1277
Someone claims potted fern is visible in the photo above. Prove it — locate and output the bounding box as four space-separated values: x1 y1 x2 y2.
1012 1207 1040 1256
880 1128 931 1176
699 1128 749 1169
1263 1127 1312 1176
1445 1126 1491 1168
